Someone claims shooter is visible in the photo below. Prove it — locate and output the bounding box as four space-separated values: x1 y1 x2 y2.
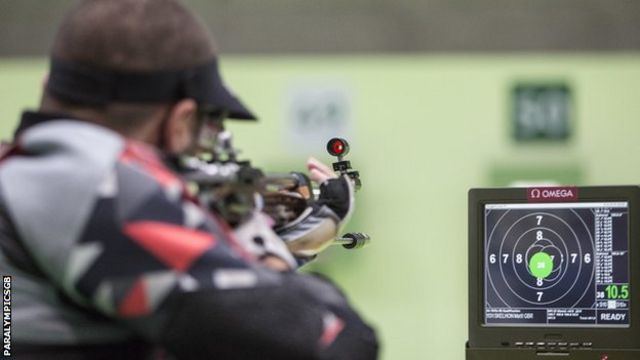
0 0 379 358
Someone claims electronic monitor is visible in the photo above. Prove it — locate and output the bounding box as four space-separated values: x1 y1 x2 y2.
467 186 640 360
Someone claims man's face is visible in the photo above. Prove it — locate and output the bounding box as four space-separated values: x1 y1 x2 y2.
158 100 225 156
193 117 225 154
154 99 238 159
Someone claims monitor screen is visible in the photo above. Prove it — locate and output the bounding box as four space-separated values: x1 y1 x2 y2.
484 201 629 327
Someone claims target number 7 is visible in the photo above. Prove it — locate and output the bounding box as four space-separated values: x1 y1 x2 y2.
537 291 543 302
536 215 543 225
571 253 592 264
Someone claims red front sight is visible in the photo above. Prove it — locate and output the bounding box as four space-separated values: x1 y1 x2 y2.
326 137 361 191
326 138 350 158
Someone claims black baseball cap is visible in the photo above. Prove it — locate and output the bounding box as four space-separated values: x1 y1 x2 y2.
46 57 257 120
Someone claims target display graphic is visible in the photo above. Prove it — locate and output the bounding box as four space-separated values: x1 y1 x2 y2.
484 202 629 327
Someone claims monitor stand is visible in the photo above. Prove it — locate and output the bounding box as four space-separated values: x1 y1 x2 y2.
466 345 640 360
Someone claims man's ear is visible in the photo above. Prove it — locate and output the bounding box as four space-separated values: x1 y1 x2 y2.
165 99 198 153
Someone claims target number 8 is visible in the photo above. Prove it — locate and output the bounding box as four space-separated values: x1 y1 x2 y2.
489 253 524 264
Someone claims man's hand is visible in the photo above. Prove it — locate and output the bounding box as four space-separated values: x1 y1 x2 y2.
308 156 354 222
272 158 355 261
307 157 337 184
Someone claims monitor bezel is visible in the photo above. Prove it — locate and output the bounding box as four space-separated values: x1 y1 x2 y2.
468 186 640 349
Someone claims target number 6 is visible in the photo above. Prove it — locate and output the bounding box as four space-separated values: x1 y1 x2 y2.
570 253 592 264
585 253 592 264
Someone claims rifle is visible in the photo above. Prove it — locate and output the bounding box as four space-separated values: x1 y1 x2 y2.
170 132 370 250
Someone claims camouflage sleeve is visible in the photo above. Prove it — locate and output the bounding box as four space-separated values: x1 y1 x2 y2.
0 122 378 358
69 143 378 359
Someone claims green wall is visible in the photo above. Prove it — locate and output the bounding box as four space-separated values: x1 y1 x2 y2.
2 54 640 359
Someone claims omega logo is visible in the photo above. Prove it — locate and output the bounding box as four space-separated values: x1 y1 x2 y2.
528 187 578 202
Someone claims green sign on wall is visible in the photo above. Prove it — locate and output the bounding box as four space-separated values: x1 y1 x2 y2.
512 83 572 141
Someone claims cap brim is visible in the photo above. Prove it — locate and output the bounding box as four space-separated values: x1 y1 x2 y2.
215 85 257 120
195 60 257 121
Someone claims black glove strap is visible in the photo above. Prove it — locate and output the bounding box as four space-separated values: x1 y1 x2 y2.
317 177 350 219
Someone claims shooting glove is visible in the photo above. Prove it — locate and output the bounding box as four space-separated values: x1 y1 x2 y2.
276 175 355 260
